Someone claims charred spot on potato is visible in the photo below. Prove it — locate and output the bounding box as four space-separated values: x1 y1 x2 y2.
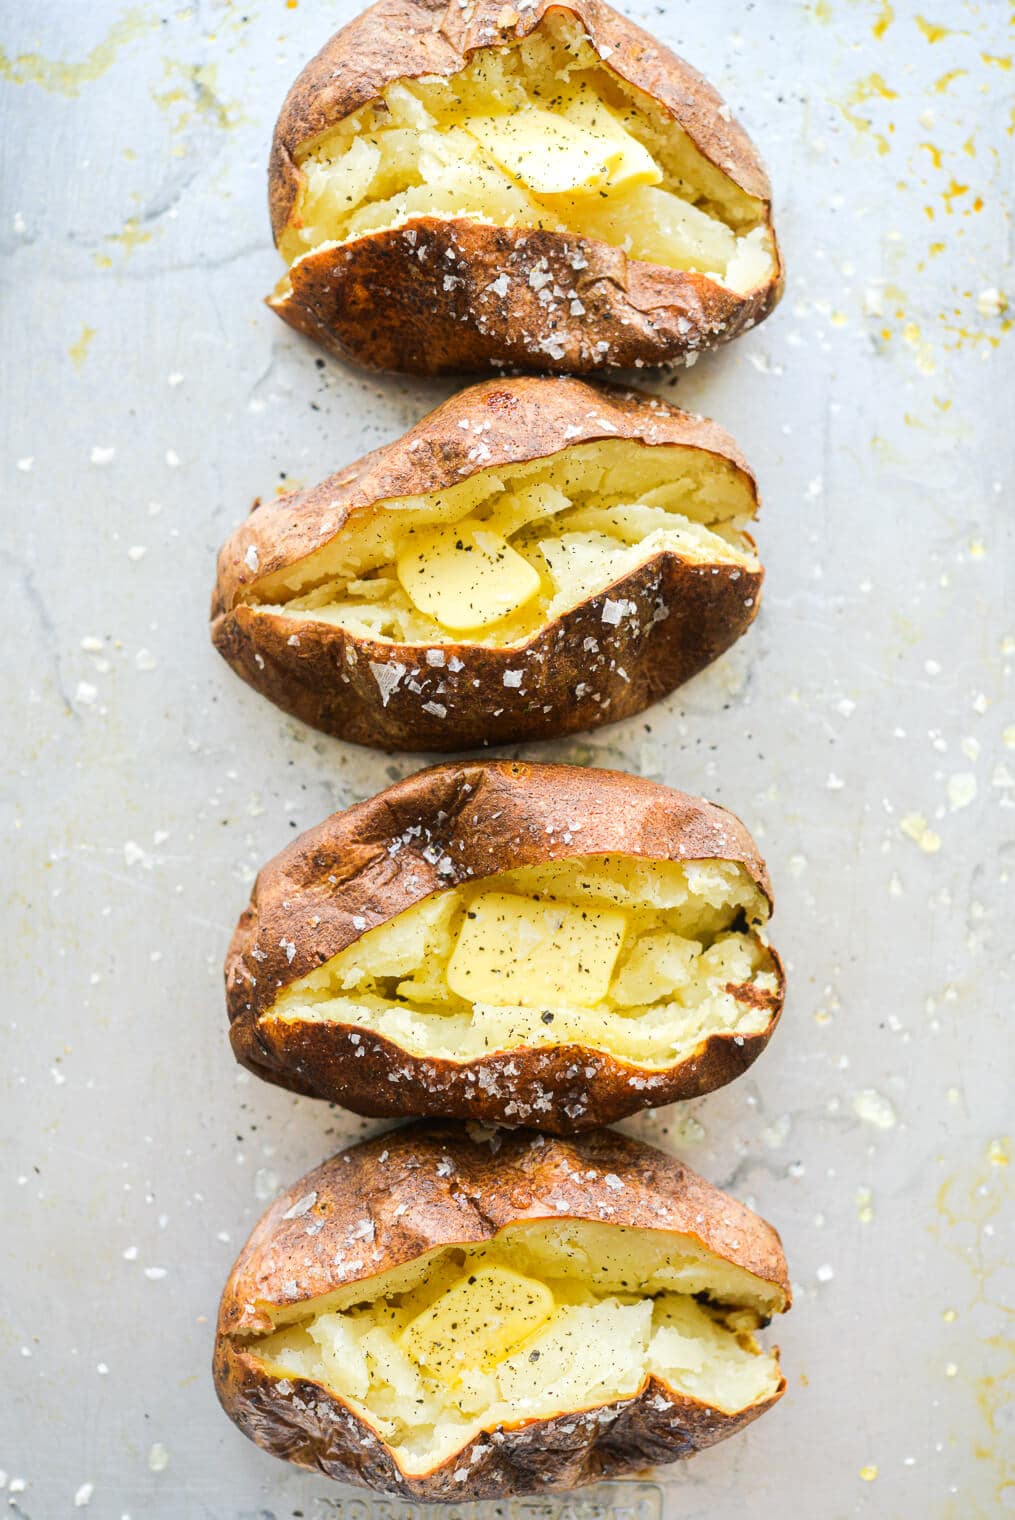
274 12 775 300
235 436 758 649
243 1217 784 1476
266 854 778 1069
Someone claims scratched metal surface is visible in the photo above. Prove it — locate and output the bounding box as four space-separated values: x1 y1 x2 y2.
2 1 1012 1515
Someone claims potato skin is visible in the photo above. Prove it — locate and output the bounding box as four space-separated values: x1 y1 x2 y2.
226 760 783 1131
210 377 764 753
267 0 782 375
213 1122 790 1498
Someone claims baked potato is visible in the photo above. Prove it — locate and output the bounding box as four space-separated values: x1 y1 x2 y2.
226 760 783 1131
267 0 782 375
210 377 763 753
214 1122 791 1498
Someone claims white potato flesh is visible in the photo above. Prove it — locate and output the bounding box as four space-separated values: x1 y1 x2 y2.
246 437 759 650
269 855 777 1068
278 13 775 292
253 1219 783 1473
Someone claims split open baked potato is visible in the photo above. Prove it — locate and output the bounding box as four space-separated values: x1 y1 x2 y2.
267 0 782 375
210 377 763 752
214 1122 791 1498
226 760 783 1130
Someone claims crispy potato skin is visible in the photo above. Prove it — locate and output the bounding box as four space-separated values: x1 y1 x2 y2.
266 0 782 375
210 377 764 753
213 1123 790 1497
225 760 783 1131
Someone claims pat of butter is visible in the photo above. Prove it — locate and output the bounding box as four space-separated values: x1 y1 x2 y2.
402 1266 553 1378
447 891 628 1006
561 94 663 190
466 106 656 196
396 524 540 632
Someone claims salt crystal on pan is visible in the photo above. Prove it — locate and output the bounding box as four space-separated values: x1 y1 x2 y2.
74 1483 94 1507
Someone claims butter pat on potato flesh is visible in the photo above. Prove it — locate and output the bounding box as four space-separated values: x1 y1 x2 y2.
401 1266 554 1379
395 525 541 632
446 892 628 1007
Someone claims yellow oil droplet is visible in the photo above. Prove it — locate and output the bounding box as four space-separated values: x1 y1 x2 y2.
943 179 970 212
107 218 152 257
900 811 942 852
852 72 898 101
916 16 961 43
152 61 242 134
981 54 1011 71
920 142 943 169
942 1307 958 1322
872 1 894 40
68 326 96 370
987 1138 1010 1166
934 69 968 93
859 1465 879 1482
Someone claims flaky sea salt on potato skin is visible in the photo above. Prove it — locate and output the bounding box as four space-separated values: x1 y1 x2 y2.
266 0 782 376
210 377 764 753
213 1123 790 1499
225 760 784 1131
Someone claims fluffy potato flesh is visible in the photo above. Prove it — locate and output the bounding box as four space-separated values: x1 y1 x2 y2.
245 438 759 648
253 1219 783 1473
277 14 775 295
269 855 778 1069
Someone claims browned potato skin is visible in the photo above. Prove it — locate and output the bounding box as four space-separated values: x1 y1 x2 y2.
214 1122 790 1498
267 0 782 376
210 377 764 753
226 760 783 1131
